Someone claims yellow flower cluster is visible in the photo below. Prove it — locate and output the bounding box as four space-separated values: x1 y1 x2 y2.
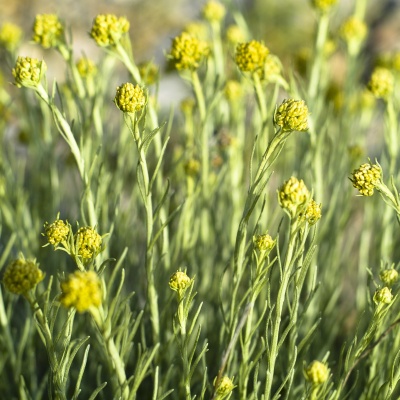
264 54 282 82
169 271 191 293
76 58 97 79
340 17 367 47
305 360 329 385
44 218 70 246
302 199 322 225
114 82 146 113
138 61 159 85
75 226 102 260
0 22 23 52
32 14 63 49
310 0 337 13
215 376 235 398
350 163 381 196
169 32 209 71
12 56 47 88
274 99 309 132
367 67 394 99
3 259 44 295
235 40 269 75
278 177 310 217
202 1 226 23
90 14 130 47
226 25 246 45
60 271 102 312
184 159 201 177
380 269 398 287
373 287 393 305
253 234 275 252
224 80 243 102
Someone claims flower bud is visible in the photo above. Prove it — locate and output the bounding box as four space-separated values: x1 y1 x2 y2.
12 56 47 88
305 360 329 385
114 83 146 113
274 99 309 132
350 163 381 196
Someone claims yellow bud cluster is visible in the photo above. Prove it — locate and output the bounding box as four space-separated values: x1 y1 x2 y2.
0 22 23 52
367 67 394 99
214 376 235 398
340 17 367 47
60 270 102 312
44 218 70 246
224 80 243 102
310 0 337 13
253 234 276 252
90 14 130 47
74 226 102 260
226 25 246 45
380 269 398 287
12 56 47 88
278 177 310 217
168 32 209 71
305 361 329 385
302 199 322 225
235 40 269 75
169 271 191 293
3 259 44 295
32 14 63 49
76 58 97 79
274 99 309 132
114 83 146 113
202 1 226 23
350 163 381 196
373 287 393 305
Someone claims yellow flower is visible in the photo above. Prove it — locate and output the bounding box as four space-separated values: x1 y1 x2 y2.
180 97 196 114
302 199 322 225
32 14 63 49
168 32 209 71
74 226 102 260
3 259 44 295
138 61 159 85
253 234 276 252
263 54 283 83
278 177 310 217
350 162 381 196
380 269 398 287
169 271 191 294
12 56 47 88
224 80 243 102
44 218 70 246
76 58 97 78
60 271 102 312
184 159 201 177
373 287 393 305
340 16 367 55
235 40 269 76
274 99 309 132
90 14 130 47
367 67 394 99
183 21 209 41
310 0 337 13
0 22 23 52
226 25 246 45
114 83 146 113
202 1 226 23
305 360 329 385
214 376 235 399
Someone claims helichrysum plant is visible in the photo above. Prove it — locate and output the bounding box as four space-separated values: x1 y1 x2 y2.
3 2 400 399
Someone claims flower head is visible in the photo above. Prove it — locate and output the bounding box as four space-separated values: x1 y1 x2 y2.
202 1 226 23
350 162 381 196
340 16 367 55
224 80 243 102
60 271 102 312
235 40 269 76
380 269 398 287
12 56 47 88
44 218 70 246
253 234 276 252
310 0 337 13
114 83 146 113
3 259 44 295
184 159 201 177
367 67 394 99
214 376 235 399
90 14 130 47
76 57 97 79
373 286 393 305
169 271 192 295
274 99 309 132
278 177 310 217
32 14 64 49
74 226 102 260
168 32 209 71
226 25 246 45
305 360 329 385
302 199 322 225
138 61 159 85
0 22 23 52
